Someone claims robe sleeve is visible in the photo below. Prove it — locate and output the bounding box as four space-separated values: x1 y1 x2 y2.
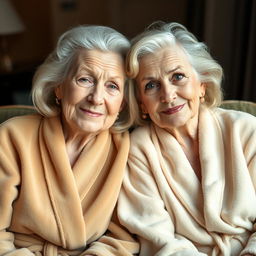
0 126 35 256
238 124 256 256
82 207 140 256
117 151 206 256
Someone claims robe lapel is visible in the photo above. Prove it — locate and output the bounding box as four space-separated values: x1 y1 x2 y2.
38 116 129 247
80 132 130 243
151 107 231 228
73 130 111 201
38 116 86 249
152 124 205 226
198 107 228 231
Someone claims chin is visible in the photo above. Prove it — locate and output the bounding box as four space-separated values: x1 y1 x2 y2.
76 124 99 134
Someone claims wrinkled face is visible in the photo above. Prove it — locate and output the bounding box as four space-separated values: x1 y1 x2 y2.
136 45 206 131
55 49 125 136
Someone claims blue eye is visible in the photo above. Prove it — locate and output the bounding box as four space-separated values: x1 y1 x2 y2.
106 82 120 95
77 77 94 87
107 83 119 90
145 81 159 90
172 73 185 81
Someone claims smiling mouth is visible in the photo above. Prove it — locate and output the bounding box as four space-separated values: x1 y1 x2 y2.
80 108 103 117
161 103 185 115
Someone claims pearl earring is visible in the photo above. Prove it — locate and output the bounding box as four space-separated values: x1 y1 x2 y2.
200 96 205 103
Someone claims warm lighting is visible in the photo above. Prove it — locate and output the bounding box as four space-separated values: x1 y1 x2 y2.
0 0 25 72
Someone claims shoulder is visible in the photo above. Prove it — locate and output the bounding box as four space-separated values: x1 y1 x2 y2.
214 107 256 123
0 114 43 136
128 125 159 159
130 125 152 144
213 107 256 133
111 130 130 148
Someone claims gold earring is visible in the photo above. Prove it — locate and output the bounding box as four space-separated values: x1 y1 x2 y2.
142 113 147 119
55 97 60 105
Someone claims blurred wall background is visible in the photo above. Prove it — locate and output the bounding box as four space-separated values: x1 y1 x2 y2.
1 0 256 105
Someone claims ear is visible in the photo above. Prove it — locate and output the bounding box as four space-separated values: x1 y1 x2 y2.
55 85 62 99
200 82 207 97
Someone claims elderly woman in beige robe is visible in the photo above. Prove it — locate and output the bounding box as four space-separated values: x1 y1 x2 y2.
117 21 256 256
0 25 139 255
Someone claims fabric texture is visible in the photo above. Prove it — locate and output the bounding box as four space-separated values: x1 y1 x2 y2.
0 105 36 124
0 114 138 255
118 106 256 256
220 100 256 117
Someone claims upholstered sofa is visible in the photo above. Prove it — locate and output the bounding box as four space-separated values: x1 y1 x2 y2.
0 101 256 125
220 100 256 116
0 105 36 124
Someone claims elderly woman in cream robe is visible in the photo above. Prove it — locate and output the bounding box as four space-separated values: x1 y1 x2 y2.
118 21 256 256
0 25 139 255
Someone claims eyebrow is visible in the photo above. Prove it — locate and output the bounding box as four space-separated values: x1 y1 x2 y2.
165 65 181 75
140 65 182 82
77 67 124 82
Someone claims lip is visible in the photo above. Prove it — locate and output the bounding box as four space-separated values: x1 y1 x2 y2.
80 107 103 117
161 103 185 115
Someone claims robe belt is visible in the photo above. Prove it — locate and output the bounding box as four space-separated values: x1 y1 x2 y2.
14 233 83 256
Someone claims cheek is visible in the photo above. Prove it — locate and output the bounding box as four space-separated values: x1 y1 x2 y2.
140 96 152 113
146 94 159 109
187 90 201 116
64 87 85 105
188 99 200 115
61 90 83 119
61 100 77 121
107 96 123 115
181 85 197 99
181 79 203 103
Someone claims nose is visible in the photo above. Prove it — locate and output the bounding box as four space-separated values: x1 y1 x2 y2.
160 83 177 103
87 84 104 105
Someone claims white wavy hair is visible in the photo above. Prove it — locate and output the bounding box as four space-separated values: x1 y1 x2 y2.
126 21 223 126
31 25 132 132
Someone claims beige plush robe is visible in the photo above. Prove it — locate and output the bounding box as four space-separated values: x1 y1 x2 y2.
0 114 139 255
118 107 256 256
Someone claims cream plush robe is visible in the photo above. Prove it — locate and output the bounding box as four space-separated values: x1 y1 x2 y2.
0 114 139 255
118 107 256 256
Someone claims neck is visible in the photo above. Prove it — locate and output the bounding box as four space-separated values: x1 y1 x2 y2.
60 117 98 167
164 112 202 180
166 114 199 148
